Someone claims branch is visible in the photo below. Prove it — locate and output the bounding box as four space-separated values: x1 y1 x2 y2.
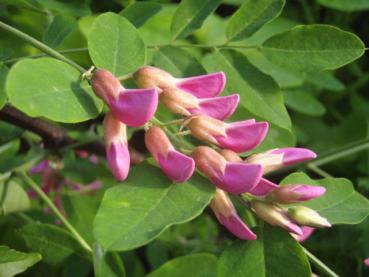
0 105 105 155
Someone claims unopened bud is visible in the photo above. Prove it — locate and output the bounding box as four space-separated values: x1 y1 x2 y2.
251 201 303 235
268 185 326 204
288 206 331 228
133 66 176 91
91 69 121 103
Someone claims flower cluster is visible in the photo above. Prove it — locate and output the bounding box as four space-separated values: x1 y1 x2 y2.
91 66 331 240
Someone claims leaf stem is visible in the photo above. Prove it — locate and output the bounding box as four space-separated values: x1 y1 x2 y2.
306 164 333 178
0 21 85 73
19 171 92 253
303 247 339 277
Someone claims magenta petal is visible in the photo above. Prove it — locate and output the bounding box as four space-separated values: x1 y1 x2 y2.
176 72 226 98
218 213 257 240
271 148 317 165
296 226 315 242
292 185 326 201
212 163 262 194
157 150 195 183
287 222 303 236
109 88 158 127
249 178 279 196
215 121 269 153
187 94 239 120
30 160 48 174
107 141 130 181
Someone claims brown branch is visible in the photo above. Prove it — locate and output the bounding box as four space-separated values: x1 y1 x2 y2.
0 105 105 156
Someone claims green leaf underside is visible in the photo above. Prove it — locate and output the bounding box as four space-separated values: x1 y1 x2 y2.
20 224 85 265
261 25 365 72
317 0 369 12
147 253 218 277
284 90 326 116
0 245 41 277
202 50 291 130
93 162 214 251
120 2 162 28
0 180 30 215
153 46 206 77
227 0 285 41
281 172 369 224
218 225 311 277
88 12 146 76
7 58 102 123
171 0 222 40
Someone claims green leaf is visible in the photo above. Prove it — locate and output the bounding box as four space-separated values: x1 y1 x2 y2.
43 15 77 48
218 225 311 277
261 25 365 72
281 172 369 224
317 0 369 12
226 0 285 41
0 180 30 215
0 140 20 159
284 88 326 116
20 223 86 265
0 245 41 277
120 2 162 28
93 244 126 277
147 253 218 277
202 50 291 130
7 57 103 123
35 0 91 17
93 162 214 251
0 64 8 109
171 0 222 40
88 12 146 76
153 46 206 77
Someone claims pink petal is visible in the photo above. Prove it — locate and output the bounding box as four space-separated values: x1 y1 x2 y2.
295 226 315 242
211 163 262 194
218 213 257 240
107 141 130 181
157 150 195 183
176 72 226 98
215 121 269 153
187 94 240 120
290 185 326 201
249 178 279 196
364 258 369 267
30 160 49 174
271 148 317 165
109 88 158 127
287 222 304 236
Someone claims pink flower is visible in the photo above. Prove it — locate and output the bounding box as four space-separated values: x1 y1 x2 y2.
103 112 130 181
134 66 226 98
364 258 369 267
92 69 158 127
211 189 256 240
145 126 195 183
269 185 326 204
246 147 317 174
291 226 315 242
251 200 303 235
192 146 262 194
185 116 268 153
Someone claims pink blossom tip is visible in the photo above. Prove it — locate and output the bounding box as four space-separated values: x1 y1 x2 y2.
292 226 315 242
107 141 130 181
364 258 369 267
249 178 279 196
218 213 257 240
270 185 326 204
176 72 226 98
271 148 317 165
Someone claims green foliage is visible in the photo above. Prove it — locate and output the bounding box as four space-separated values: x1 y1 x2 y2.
0 179 30 215
94 162 214 251
0 65 8 109
317 0 369 11
120 2 162 28
6 58 102 123
281 173 369 224
147 253 218 277
261 25 365 72
218 225 311 277
227 0 285 41
0 245 41 277
88 12 146 76
43 15 77 48
93 244 126 277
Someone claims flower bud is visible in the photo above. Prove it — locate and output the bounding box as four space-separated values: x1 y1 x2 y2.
103 112 130 181
186 115 268 153
246 148 317 174
249 178 279 196
134 66 226 98
145 126 194 182
291 226 315 242
210 189 256 240
91 69 158 127
192 146 262 194
287 206 331 228
251 200 303 235
269 185 326 204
